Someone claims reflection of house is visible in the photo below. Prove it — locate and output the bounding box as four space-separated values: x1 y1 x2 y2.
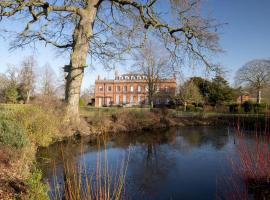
94 73 176 107
237 92 250 104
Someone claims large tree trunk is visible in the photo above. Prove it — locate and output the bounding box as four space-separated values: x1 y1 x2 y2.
25 91 30 104
65 2 98 123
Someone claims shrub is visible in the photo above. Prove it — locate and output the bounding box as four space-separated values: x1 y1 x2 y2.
111 114 118 122
242 101 253 113
0 102 64 147
229 103 239 113
26 168 49 200
253 103 268 113
0 119 29 149
4 81 18 103
195 107 203 112
186 104 195 111
79 98 86 107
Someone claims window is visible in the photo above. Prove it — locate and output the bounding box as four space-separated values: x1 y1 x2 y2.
156 86 160 92
116 95 120 104
125 76 130 80
130 85 134 92
130 95 134 104
123 86 127 92
116 86 121 92
138 95 142 104
123 95 127 104
131 76 135 80
137 76 141 80
99 86 103 92
107 86 112 92
145 96 148 105
145 85 148 92
138 85 142 92
165 86 169 92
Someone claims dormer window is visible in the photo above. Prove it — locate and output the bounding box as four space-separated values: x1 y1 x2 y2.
119 76 123 80
125 76 130 80
131 76 135 80
137 76 141 80
143 76 147 80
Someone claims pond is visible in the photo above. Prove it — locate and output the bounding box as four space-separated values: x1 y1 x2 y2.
36 126 264 200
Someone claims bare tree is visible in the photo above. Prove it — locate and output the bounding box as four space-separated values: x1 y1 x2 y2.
177 80 203 110
133 40 175 108
40 63 57 97
235 59 270 104
0 0 221 122
18 56 36 103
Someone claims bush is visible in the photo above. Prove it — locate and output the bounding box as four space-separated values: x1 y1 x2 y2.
253 103 268 113
195 107 203 112
242 101 253 113
4 81 18 103
186 104 195 112
0 102 64 147
229 103 239 113
26 168 49 200
79 98 86 107
0 119 29 149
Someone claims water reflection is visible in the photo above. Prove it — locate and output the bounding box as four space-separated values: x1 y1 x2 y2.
37 127 243 200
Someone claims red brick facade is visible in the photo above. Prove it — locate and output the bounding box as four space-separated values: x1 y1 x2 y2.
95 74 176 107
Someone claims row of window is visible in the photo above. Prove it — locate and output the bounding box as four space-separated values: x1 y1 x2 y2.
98 85 169 93
99 96 170 106
116 75 147 80
98 85 148 92
115 95 145 104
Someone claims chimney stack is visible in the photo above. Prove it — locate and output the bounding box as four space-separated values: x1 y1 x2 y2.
115 70 119 80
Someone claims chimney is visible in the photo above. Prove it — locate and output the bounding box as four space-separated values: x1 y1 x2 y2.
115 70 119 80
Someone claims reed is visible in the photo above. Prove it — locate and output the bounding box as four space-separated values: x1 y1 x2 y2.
51 137 129 200
221 115 270 199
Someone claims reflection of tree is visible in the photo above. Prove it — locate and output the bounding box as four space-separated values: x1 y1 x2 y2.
172 127 228 151
37 127 230 199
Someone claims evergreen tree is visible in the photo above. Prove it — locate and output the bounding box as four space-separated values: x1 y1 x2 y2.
5 81 18 103
208 75 234 105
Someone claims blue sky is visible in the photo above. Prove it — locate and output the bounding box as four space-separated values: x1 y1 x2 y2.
0 0 270 89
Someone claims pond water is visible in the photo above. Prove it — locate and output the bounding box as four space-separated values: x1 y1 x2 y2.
37 126 258 200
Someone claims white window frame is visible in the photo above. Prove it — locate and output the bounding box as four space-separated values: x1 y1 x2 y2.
99 86 103 92
138 85 141 92
116 95 120 105
130 95 134 104
123 95 127 104
116 85 121 92
138 95 142 104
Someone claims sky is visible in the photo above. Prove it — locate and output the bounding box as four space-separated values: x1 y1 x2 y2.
0 0 270 90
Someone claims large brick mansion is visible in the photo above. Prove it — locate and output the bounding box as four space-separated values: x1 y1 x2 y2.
94 72 176 107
